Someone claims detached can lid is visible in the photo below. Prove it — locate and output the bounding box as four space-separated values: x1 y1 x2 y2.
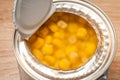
13 0 55 39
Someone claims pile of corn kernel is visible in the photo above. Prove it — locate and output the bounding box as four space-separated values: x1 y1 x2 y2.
26 12 98 70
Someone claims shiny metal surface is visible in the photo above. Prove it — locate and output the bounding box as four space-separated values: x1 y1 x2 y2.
13 0 55 39
14 0 116 80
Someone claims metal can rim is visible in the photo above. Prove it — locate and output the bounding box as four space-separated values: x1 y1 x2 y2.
13 0 117 80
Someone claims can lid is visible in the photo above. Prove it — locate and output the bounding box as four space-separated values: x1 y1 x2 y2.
13 0 54 39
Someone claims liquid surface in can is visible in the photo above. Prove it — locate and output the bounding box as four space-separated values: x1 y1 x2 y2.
26 12 98 70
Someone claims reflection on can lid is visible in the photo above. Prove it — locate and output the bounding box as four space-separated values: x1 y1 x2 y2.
13 0 55 39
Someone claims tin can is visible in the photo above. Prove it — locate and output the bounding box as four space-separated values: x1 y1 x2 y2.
13 0 116 80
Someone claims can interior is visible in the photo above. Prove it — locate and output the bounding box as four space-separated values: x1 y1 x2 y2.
26 11 99 71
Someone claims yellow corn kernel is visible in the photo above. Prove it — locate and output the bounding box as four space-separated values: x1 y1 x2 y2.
59 58 71 70
49 13 59 22
78 17 87 24
54 62 59 69
88 29 98 44
68 52 79 64
37 27 49 37
81 57 89 63
78 52 89 63
76 41 86 50
69 14 75 21
28 34 36 43
85 42 96 55
41 61 49 66
44 55 56 65
52 38 62 47
88 29 95 36
49 23 58 32
61 14 69 22
57 20 67 29
32 49 43 61
42 44 53 55
65 46 77 55
68 35 77 44
76 27 87 39
45 35 52 43
31 38 44 49
89 35 98 44
68 22 78 33
53 31 65 39
78 51 87 57
54 50 66 59
71 61 83 69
